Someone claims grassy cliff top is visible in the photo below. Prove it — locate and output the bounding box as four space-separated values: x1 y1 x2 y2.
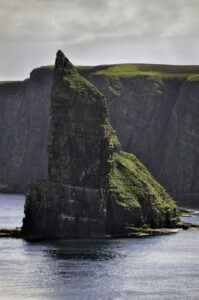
90 64 199 78
1 63 198 84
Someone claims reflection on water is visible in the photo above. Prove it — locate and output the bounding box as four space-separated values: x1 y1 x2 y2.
46 239 122 261
0 194 199 300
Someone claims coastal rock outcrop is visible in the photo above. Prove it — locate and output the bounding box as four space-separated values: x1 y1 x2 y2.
22 51 178 239
80 68 199 203
0 63 198 206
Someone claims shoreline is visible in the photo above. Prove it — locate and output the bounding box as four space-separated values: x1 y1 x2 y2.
1 222 199 240
1 208 199 240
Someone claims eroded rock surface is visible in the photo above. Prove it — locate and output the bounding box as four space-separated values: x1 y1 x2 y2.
22 51 178 239
0 64 198 205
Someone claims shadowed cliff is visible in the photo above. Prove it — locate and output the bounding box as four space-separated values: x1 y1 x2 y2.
0 62 198 205
81 67 199 203
0 68 52 192
22 51 178 239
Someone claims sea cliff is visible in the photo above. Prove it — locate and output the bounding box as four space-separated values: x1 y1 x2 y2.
22 51 178 239
0 62 198 205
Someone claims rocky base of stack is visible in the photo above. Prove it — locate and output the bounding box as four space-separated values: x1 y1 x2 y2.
22 181 106 239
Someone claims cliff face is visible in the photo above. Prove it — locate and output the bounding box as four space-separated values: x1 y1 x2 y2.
0 64 198 204
48 55 112 189
23 52 111 238
0 68 52 192
80 69 199 202
158 78 199 201
22 51 178 239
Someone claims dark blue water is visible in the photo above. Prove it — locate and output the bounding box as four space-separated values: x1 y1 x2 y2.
0 194 199 300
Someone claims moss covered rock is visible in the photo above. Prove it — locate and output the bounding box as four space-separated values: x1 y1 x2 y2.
22 50 179 239
107 152 178 235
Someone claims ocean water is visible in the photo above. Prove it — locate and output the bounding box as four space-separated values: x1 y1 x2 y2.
0 194 199 300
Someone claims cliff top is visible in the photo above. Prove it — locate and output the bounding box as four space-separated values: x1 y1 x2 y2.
92 64 199 77
34 63 199 76
1 63 199 84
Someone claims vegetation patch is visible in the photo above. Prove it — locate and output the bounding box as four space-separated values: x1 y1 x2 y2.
110 151 177 212
187 74 199 81
93 63 199 78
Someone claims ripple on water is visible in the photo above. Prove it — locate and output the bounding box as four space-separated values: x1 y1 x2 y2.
0 194 199 300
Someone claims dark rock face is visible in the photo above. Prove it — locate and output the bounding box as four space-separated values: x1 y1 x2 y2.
22 51 178 239
0 68 52 193
158 79 199 200
81 72 199 202
23 182 106 238
48 52 111 189
22 51 113 238
0 63 198 205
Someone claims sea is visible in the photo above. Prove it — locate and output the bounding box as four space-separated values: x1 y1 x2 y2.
0 194 199 300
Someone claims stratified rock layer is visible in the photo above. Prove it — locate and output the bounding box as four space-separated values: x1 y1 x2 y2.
22 51 178 239
23 182 107 238
0 64 198 205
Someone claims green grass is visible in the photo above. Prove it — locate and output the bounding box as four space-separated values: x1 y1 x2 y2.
110 151 177 211
187 74 199 81
62 66 104 99
102 124 121 151
2 63 198 84
43 63 199 78
83 63 198 79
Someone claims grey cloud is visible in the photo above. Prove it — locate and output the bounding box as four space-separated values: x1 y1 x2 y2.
0 0 198 80
1 0 198 42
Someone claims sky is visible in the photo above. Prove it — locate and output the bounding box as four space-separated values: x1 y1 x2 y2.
0 0 198 80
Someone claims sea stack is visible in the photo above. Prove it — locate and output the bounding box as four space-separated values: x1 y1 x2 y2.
22 50 179 239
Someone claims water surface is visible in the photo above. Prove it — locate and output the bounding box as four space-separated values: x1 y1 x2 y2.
0 194 25 228
0 194 199 300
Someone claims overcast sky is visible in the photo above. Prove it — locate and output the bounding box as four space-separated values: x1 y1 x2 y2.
0 0 198 80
